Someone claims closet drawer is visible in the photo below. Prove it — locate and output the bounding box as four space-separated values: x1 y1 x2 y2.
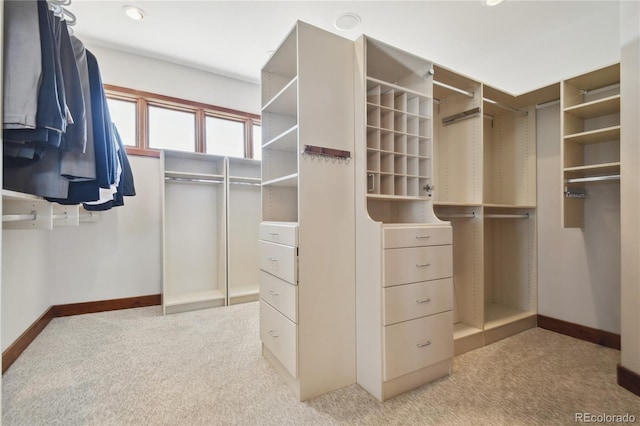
259 222 298 246
383 226 452 249
260 271 298 323
383 245 452 287
383 311 453 381
260 301 298 378
383 278 452 325
259 240 297 285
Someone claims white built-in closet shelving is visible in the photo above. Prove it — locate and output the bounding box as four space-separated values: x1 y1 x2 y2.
161 151 262 314
562 63 620 228
161 150 227 314
2 189 99 230
432 64 554 354
259 21 355 401
227 157 261 305
355 36 453 402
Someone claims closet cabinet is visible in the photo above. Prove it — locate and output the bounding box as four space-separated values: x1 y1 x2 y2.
259 21 355 401
561 63 620 228
161 151 262 314
227 157 261 305
433 66 546 354
161 150 227 314
355 36 453 402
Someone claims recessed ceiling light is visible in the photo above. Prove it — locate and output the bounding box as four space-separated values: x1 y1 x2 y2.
334 12 361 31
482 0 505 6
122 5 146 21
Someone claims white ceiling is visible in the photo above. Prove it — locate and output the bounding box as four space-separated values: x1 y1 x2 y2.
68 0 621 95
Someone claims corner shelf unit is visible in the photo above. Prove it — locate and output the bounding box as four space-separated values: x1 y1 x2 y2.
561 63 620 228
432 65 547 355
259 21 356 401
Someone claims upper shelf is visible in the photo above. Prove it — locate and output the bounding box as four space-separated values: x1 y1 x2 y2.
563 95 620 119
563 125 620 144
262 76 297 117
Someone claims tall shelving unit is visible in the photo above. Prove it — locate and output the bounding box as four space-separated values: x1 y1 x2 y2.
355 36 453 402
259 21 356 401
432 66 546 354
161 150 227 315
226 157 261 305
432 65 485 355
561 63 620 228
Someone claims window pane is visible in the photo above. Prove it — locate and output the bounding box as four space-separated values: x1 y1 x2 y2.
205 116 245 157
252 124 262 161
148 105 195 152
107 98 136 146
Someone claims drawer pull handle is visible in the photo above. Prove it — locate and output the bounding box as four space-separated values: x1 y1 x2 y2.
268 290 279 296
269 330 279 338
416 298 431 304
416 263 431 268
415 236 431 239
417 341 432 348
267 258 278 262
268 232 279 236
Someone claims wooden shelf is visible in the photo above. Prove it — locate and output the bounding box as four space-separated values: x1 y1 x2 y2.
263 125 298 151
564 125 620 145
262 173 298 188
164 289 225 307
564 162 620 178
484 303 535 330
454 322 483 340
165 171 224 181
262 76 297 116
564 94 620 119
2 189 43 201
483 203 536 209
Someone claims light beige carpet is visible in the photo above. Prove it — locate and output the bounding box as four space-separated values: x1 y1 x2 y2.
3 302 639 425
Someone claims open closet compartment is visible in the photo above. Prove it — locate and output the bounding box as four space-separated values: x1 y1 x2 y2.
355 36 453 402
259 21 356 401
161 150 227 315
432 65 484 354
561 63 620 228
227 157 261 305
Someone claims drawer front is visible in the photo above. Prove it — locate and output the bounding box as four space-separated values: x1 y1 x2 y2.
259 222 298 246
383 226 452 249
259 240 297 285
384 245 452 287
260 301 297 378
383 311 453 381
383 278 453 325
260 271 298 323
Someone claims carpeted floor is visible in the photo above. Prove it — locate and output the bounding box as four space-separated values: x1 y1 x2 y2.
2 302 639 425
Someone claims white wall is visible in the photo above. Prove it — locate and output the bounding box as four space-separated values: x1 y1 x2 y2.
1 44 260 351
620 0 640 375
536 102 621 334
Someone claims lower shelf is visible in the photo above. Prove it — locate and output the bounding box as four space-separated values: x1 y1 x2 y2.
163 289 225 314
453 322 484 355
484 303 535 330
228 284 259 305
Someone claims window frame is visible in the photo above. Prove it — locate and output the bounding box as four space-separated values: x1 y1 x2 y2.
104 84 261 158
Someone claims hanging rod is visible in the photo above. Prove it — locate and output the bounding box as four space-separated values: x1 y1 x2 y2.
2 212 37 222
565 174 620 184
442 107 481 126
229 181 261 186
580 83 620 97
52 213 69 220
433 81 474 98
484 213 530 219
484 98 528 116
165 177 223 184
438 212 476 219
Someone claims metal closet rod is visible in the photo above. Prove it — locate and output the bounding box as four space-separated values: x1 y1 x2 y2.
2 212 37 222
565 174 620 184
580 83 620 97
433 80 474 98
437 211 476 219
484 212 530 219
164 177 223 184
483 98 528 116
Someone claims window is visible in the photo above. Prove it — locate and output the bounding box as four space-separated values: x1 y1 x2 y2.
252 124 262 161
103 84 261 159
148 105 196 152
106 98 136 147
205 116 245 157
